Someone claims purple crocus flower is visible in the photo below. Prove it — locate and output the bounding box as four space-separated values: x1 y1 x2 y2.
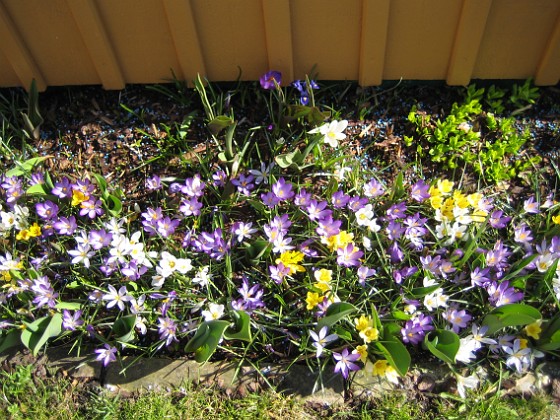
232 277 265 314
260 70 282 90
410 179 431 202
513 223 533 245
30 172 44 186
294 189 313 208
488 210 511 229
179 197 203 216
35 200 59 220
31 276 58 309
470 267 491 287
348 196 368 212
316 216 342 237
272 178 295 201
388 242 404 263
306 200 331 221
393 266 418 284
333 348 361 379
444 307 472 333
261 191 280 208
94 344 117 367
156 216 180 238
386 221 405 241
181 174 206 197
270 262 290 284
146 175 162 191
337 243 363 267
62 310 84 331
157 316 178 347
363 178 385 198
357 266 376 286
486 280 523 307
386 202 407 220
53 216 77 235
331 190 350 209
231 173 255 195
212 169 227 187
51 177 72 199
79 198 104 219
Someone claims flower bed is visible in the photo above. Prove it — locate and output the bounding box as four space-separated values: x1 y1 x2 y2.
1 75 559 399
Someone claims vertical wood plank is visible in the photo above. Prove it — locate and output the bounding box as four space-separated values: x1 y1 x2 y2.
0 2 46 91
261 0 293 83
446 0 492 86
66 0 124 90
162 0 206 84
359 0 390 86
535 9 560 86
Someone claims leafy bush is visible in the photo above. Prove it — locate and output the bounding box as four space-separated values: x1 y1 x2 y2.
405 82 542 183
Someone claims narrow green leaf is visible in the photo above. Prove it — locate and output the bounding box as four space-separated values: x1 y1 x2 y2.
317 302 357 330
409 284 441 298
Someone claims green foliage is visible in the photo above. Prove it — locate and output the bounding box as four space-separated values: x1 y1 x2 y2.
405 80 541 183
423 329 460 364
481 304 542 335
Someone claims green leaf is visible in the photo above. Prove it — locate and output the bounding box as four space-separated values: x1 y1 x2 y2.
93 173 108 195
244 239 271 263
0 329 22 353
208 115 234 136
25 183 48 195
55 302 82 311
423 329 460 364
224 310 251 342
21 313 62 356
482 304 541 335
275 150 304 169
409 284 441 298
112 315 137 343
192 320 230 363
333 326 352 341
185 323 211 353
375 339 410 377
103 194 123 216
391 310 412 321
317 302 357 330
6 156 51 177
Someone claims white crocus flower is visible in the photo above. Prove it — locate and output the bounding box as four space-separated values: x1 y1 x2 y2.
309 120 348 148
201 303 225 321
456 373 479 398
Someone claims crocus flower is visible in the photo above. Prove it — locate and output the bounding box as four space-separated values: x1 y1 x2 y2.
309 326 338 358
62 310 84 331
102 285 132 311
333 348 361 379
260 70 281 90
94 344 117 367
309 120 348 148
157 316 178 347
337 243 363 267
272 178 295 201
410 180 431 202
